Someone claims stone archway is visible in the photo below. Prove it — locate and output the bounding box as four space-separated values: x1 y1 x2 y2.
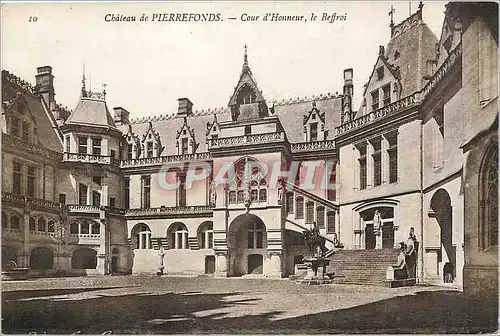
429 189 455 283
30 247 54 270
227 213 267 276
71 248 97 269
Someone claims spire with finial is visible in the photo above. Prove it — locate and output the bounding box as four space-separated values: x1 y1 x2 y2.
389 5 396 36
81 63 86 93
242 43 250 73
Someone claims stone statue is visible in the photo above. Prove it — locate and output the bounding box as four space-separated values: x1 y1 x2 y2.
373 210 382 231
404 227 418 279
277 180 284 205
210 182 217 207
157 246 165 275
303 223 328 258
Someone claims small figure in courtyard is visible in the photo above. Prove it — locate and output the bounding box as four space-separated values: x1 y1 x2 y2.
157 246 165 275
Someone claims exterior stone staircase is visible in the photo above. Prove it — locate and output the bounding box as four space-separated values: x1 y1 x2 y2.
327 248 400 286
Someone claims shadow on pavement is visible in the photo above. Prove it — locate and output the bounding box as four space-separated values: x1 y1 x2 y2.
2 287 498 334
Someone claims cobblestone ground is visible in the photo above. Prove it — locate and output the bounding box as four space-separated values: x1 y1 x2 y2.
2 275 498 334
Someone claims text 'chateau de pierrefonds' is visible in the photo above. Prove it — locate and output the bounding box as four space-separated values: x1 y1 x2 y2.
1 2 497 299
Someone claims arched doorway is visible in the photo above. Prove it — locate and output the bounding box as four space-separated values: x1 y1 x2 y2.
430 189 455 283
30 247 54 269
71 248 97 269
227 213 267 276
360 207 395 249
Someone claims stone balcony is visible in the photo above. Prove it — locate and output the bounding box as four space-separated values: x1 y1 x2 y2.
120 152 211 168
207 132 286 150
63 153 120 166
2 192 62 213
2 133 62 161
125 205 213 219
67 204 103 215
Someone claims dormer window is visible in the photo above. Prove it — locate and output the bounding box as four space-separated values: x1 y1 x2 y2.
146 142 153 158
371 90 379 111
312 114 316 120
376 67 384 80
237 86 257 105
181 138 188 155
382 84 391 106
127 144 133 159
22 121 30 141
310 123 318 141
78 137 88 154
183 129 187 135
244 125 252 135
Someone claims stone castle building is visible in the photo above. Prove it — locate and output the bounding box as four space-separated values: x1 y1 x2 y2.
1 2 497 299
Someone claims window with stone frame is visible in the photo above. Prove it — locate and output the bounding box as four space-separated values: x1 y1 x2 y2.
78 136 88 154
326 211 336 234
12 161 22 195
386 133 398 183
316 206 325 229
169 223 189 249
371 90 379 111
29 217 36 231
357 144 367 190
180 138 188 155
142 175 151 208
376 66 384 80
127 143 133 159
198 222 214 249
372 138 382 187
91 138 102 156
10 117 20 137
286 192 294 214
310 122 318 141
27 165 36 197
305 201 314 224
296 197 304 219
124 177 130 209
229 191 236 204
37 217 46 232
480 142 498 249
92 190 101 207
177 174 186 207
247 221 265 248
432 106 445 169
146 141 154 158
382 84 391 106
10 215 20 230
65 135 70 153
22 120 30 141
47 220 56 233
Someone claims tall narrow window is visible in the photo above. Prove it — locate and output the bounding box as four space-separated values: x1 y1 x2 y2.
327 211 336 234
142 176 151 208
244 125 252 135
11 117 20 137
92 191 101 206
358 145 367 190
124 177 130 209
177 175 186 207
78 137 88 154
27 166 36 197
316 206 325 229
286 192 294 214
296 197 304 219
65 135 70 153
22 121 30 141
37 218 46 232
387 134 398 183
181 138 188 155
327 164 336 201
146 141 154 158
372 138 382 187
10 215 20 230
310 123 318 141
92 138 103 155
128 144 133 159
306 201 314 224
79 184 88 205
12 161 22 195
59 194 66 205
382 84 391 106
371 90 379 111
248 221 265 248
480 142 498 249
432 106 445 169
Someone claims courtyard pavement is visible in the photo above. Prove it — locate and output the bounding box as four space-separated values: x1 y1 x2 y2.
1 275 498 334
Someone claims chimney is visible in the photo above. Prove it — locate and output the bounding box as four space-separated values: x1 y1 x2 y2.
343 68 353 97
379 45 385 56
113 107 130 125
177 98 193 117
52 105 70 126
35 66 55 107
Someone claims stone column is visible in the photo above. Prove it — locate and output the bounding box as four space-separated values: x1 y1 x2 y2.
22 207 31 268
215 251 228 277
97 253 106 275
267 251 282 278
381 136 389 184
335 210 341 243
375 231 383 249
366 142 374 189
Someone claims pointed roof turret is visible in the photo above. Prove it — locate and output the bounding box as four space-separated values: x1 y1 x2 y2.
242 44 250 73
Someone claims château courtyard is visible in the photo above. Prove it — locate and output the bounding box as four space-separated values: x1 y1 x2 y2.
2 276 497 334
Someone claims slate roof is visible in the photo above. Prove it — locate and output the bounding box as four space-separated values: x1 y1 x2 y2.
66 95 117 129
1 70 63 152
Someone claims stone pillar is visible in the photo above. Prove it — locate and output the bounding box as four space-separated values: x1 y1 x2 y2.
267 251 282 278
424 247 440 282
335 210 341 243
215 251 228 277
366 142 374 188
97 253 106 275
375 231 383 249
87 137 92 155
22 208 31 268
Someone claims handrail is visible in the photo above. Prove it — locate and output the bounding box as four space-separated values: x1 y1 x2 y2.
121 152 211 168
285 181 338 211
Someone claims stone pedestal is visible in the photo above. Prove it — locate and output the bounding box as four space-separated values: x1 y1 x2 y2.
267 251 282 278
215 251 228 277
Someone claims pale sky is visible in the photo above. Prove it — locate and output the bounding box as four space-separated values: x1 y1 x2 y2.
1 1 447 119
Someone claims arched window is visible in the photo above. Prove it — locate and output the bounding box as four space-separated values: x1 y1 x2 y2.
327 211 336 234
132 224 152 250
248 221 265 249
91 222 100 234
230 157 267 204
10 215 20 230
237 85 257 105
198 222 213 249
286 192 294 214
259 189 267 202
306 201 314 223
168 223 189 249
29 217 36 231
296 197 304 219
229 191 236 204
480 142 498 249
47 220 55 233
70 222 79 234
37 218 46 232
316 206 325 229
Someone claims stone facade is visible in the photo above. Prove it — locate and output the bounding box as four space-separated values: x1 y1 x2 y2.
1 2 497 297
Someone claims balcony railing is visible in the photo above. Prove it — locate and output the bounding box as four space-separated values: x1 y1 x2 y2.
290 140 335 153
67 204 102 214
69 233 101 245
63 153 120 166
2 133 62 161
207 132 286 150
120 152 211 168
125 205 213 217
2 192 62 211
